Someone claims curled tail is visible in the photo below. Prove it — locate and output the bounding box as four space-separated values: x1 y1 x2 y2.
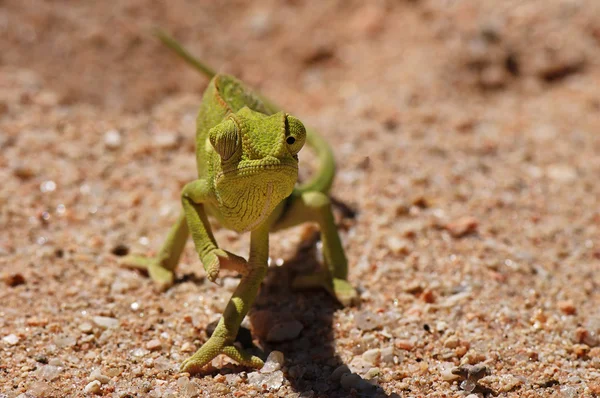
153 28 335 195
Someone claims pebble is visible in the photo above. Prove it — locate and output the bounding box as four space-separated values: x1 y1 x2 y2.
361 348 380 364
355 310 383 331
261 350 284 373
394 339 414 351
36 365 63 381
89 368 111 384
26 382 52 397
2 272 26 287
93 316 119 329
104 129 122 149
380 346 395 364
558 300 576 315
180 342 194 352
79 322 94 334
3 334 19 345
145 339 162 351
446 216 479 238
55 336 77 348
266 320 303 342
330 364 351 382
84 380 102 394
247 369 284 391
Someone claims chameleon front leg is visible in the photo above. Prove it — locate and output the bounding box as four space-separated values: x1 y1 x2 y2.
181 180 248 281
119 212 188 289
272 191 358 306
180 224 270 373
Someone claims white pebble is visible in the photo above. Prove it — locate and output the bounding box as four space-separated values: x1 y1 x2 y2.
3 334 19 345
104 129 122 149
361 348 380 364
261 351 284 373
248 370 284 391
79 322 94 334
89 368 110 384
93 316 119 329
84 380 102 394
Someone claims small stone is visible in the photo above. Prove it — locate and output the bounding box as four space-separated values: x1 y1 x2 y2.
441 367 460 381
558 300 576 315
362 348 380 364
261 351 284 373
2 272 26 287
48 358 63 367
460 378 477 393
330 365 351 382
266 320 303 342
355 310 383 331
104 129 122 150
444 336 460 349
446 216 478 238
55 336 77 348
36 365 63 381
380 346 395 364
394 339 414 351
364 367 380 380
93 316 119 329
27 381 52 397
145 339 162 351
154 357 173 371
3 334 19 345
180 342 194 352
574 327 599 347
84 380 102 394
79 322 94 334
247 370 284 391
89 368 111 384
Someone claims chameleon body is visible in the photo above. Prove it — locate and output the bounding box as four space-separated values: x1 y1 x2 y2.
121 31 357 374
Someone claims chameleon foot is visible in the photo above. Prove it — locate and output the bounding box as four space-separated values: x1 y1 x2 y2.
292 270 359 306
180 336 264 374
119 255 175 290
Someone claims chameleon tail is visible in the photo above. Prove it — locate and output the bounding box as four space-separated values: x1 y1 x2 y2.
153 28 335 195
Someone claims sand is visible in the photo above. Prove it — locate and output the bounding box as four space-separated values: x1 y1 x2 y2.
1 1 600 397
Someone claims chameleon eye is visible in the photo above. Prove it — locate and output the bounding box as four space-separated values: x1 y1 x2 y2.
285 115 306 155
209 119 239 161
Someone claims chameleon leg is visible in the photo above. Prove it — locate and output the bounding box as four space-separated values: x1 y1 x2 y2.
119 212 188 289
181 180 248 281
180 225 270 373
273 191 358 306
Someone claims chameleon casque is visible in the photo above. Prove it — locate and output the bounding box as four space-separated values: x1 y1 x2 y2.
121 30 357 374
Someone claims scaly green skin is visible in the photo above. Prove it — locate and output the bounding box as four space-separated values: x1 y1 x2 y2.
120 30 357 374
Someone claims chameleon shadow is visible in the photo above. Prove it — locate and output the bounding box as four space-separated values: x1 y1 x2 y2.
248 232 396 397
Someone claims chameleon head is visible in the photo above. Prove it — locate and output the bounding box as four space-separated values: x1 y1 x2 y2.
208 107 306 231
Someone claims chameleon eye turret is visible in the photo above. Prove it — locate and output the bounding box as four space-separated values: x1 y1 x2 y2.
285 114 306 155
209 119 239 161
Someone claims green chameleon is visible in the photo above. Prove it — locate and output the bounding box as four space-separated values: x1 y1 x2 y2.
121 30 357 374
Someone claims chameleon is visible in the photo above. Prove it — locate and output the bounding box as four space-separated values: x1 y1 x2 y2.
120 29 357 374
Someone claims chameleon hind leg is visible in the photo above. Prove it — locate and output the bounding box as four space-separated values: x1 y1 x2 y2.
272 191 358 306
119 212 188 289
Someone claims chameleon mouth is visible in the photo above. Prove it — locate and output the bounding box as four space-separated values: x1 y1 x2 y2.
219 163 298 179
